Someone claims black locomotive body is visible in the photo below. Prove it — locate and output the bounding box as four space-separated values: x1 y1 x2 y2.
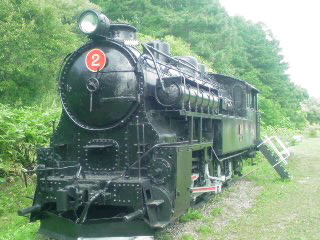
19 10 260 239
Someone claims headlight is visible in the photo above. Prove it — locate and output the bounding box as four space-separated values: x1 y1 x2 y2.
78 10 110 38
79 11 98 34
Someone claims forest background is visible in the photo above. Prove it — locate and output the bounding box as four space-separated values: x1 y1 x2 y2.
0 0 319 178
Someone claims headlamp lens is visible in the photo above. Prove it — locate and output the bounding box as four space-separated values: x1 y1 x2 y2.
79 12 98 34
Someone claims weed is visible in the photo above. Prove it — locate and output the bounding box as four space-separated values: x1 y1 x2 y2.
179 209 203 223
197 225 213 235
210 207 223 216
180 234 194 240
0 104 61 177
261 126 297 144
0 181 39 240
308 127 318 138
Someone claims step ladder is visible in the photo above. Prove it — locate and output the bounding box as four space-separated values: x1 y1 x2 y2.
257 136 291 179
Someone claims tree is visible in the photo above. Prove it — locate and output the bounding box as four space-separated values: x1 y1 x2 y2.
0 0 98 105
302 97 320 125
92 0 309 128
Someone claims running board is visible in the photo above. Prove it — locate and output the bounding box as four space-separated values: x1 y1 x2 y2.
257 136 291 179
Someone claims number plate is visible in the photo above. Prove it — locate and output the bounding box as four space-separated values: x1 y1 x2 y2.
85 49 107 72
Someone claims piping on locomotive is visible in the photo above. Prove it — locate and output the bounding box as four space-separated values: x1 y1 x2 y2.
19 9 261 239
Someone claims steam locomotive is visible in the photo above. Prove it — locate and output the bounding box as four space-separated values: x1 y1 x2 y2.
19 10 260 239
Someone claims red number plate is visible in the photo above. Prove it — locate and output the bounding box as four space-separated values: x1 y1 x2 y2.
85 49 107 72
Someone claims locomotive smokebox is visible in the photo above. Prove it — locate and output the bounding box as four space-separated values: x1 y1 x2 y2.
60 40 140 130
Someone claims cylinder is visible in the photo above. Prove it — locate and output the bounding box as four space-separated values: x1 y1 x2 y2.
157 83 219 112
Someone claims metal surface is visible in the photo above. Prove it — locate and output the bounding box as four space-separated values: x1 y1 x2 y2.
157 78 219 111
60 40 140 131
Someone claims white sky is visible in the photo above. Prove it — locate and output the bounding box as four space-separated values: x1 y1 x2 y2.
220 0 320 98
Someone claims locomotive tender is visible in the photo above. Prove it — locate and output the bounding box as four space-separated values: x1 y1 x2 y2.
19 9 260 239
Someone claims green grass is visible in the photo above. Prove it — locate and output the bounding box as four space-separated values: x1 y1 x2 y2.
195 138 320 240
180 235 194 240
179 209 203 223
197 225 213 235
210 207 223 217
0 179 39 240
308 127 319 138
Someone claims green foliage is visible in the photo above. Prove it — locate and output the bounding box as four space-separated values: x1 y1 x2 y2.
0 104 61 176
210 207 223 216
302 97 320 125
180 235 194 240
139 34 213 71
197 225 213 235
0 181 38 240
259 96 294 128
179 209 203 223
0 0 98 106
261 126 297 144
308 126 319 138
93 0 309 129
163 36 213 71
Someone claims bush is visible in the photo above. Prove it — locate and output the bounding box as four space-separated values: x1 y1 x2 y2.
308 127 319 138
0 104 61 177
0 0 98 106
138 33 213 71
261 126 297 144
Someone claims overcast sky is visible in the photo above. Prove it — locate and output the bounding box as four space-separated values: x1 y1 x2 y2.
220 0 320 98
